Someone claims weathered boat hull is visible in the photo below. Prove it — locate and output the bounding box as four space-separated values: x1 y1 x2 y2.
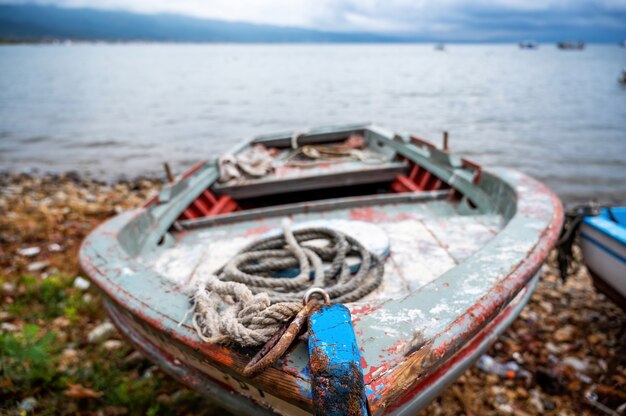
80 124 563 415
103 272 540 415
580 208 626 310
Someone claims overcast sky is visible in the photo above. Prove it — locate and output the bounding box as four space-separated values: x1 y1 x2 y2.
4 0 626 39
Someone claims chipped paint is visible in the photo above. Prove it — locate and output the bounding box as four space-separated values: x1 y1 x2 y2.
143 210 499 300
308 305 368 416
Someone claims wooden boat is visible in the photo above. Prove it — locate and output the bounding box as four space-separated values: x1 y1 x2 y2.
80 124 563 415
557 41 585 50
580 207 626 310
519 41 538 49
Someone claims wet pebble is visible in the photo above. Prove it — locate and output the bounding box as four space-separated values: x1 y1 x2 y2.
27 261 49 272
48 243 63 252
542 398 557 411
553 324 576 342
73 276 91 290
529 390 544 413
103 340 124 351
562 356 589 372
58 348 80 372
2 282 15 295
17 246 40 257
496 403 514 414
18 397 37 413
52 315 70 326
1 322 19 332
87 322 116 343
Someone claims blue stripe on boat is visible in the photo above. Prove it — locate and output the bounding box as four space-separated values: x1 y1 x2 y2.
580 232 626 265
583 208 626 246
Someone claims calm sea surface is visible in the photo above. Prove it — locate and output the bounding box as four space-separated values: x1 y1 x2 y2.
0 44 624 204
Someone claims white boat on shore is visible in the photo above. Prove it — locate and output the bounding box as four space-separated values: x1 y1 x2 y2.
580 207 626 310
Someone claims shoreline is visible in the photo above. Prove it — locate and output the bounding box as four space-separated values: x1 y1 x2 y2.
1 173 625 415
2 169 624 208
0 170 169 187
1 38 624 46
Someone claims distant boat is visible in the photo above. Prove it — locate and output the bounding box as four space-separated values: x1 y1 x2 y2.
580 207 626 310
620 69 626 85
557 41 585 50
434 43 445 51
620 41 626 48
519 41 538 49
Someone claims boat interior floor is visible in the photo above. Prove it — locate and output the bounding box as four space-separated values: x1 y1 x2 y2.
142 198 503 303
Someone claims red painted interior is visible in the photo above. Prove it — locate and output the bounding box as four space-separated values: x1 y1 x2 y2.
174 140 482 220
391 161 451 194
179 190 239 220
177 156 474 221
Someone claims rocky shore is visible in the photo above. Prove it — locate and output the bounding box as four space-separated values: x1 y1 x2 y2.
1 173 624 415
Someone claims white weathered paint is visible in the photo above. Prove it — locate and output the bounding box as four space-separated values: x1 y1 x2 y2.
142 213 500 306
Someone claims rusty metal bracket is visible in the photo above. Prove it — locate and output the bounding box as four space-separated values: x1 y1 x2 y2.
243 301 318 377
243 288 330 377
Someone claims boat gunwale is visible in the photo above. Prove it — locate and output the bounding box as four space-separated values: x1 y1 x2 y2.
386 273 541 415
362 169 563 413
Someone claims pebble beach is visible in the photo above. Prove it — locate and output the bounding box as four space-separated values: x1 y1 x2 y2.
1 173 625 415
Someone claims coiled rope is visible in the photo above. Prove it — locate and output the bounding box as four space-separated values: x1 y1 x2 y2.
191 221 384 347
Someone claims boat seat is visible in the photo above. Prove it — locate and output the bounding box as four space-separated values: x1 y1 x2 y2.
211 160 410 199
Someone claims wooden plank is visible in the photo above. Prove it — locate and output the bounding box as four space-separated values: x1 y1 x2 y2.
178 190 449 230
251 125 367 148
212 163 408 199
393 175 420 192
193 199 211 217
420 215 500 263
202 190 217 205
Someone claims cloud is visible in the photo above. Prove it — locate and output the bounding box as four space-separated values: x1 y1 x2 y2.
3 0 626 39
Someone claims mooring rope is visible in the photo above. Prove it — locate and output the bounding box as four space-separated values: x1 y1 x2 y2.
556 203 602 281
191 220 384 347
